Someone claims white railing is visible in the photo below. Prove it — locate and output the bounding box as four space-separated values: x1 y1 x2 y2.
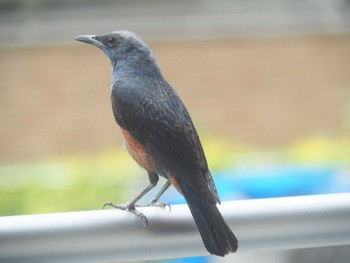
0 193 349 263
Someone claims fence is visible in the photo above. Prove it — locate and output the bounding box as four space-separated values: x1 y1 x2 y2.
1 193 350 262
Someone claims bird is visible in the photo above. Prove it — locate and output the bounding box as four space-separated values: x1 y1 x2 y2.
75 30 238 256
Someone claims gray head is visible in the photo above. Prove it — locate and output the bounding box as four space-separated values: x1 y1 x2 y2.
75 30 154 65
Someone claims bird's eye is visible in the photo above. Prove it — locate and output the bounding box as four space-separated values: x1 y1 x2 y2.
107 37 116 47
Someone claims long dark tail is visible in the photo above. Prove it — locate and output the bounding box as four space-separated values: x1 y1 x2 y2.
180 183 238 256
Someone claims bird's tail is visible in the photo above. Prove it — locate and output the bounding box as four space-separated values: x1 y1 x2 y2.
180 182 238 256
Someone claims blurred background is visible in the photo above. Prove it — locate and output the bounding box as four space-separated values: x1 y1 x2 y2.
0 0 350 262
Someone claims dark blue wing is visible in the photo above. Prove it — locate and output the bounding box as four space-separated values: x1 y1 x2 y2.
111 80 220 203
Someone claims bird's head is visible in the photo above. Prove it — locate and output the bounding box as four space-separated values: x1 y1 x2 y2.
75 30 153 65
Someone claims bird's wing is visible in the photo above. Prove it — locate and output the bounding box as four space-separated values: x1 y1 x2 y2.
111 81 220 203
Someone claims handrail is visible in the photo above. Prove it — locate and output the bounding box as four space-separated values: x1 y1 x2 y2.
1 193 350 262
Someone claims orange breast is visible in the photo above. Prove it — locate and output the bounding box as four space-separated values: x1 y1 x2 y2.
121 129 153 171
122 129 184 196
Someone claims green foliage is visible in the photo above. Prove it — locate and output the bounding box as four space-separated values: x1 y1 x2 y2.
287 135 350 163
0 150 140 216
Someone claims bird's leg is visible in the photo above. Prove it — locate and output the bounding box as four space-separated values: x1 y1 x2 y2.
133 179 171 210
104 172 159 226
144 180 171 211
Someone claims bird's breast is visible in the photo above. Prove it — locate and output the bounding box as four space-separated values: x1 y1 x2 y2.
121 129 154 172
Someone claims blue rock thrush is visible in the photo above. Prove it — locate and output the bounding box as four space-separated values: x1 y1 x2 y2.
75 30 238 256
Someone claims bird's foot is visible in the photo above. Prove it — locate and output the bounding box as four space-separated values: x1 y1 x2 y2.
136 200 171 212
103 202 148 226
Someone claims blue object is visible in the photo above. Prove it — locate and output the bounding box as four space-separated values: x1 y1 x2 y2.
214 164 349 200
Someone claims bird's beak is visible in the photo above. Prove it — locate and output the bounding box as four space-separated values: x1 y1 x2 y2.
75 35 105 48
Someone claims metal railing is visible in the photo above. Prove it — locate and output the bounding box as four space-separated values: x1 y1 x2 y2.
1 193 350 263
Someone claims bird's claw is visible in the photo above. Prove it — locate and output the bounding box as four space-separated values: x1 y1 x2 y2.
151 201 171 212
136 201 171 212
103 202 148 226
103 202 118 209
